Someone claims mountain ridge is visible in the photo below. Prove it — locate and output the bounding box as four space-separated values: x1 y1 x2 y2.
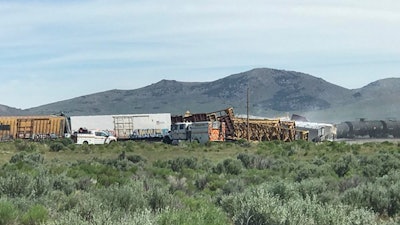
1 68 399 122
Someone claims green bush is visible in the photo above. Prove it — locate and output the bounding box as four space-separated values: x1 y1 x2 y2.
21 204 49 225
98 182 147 213
49 142 64 152
214 159 243 175
9 152 44 166
127 154 147 164
14 140 38 152
342 170 400 217
0 172 32 198
30 168 51 198
146 183 176 212
222 179 245 195
221 183 381 225
158 203 230 225
333 154 355 177
0 200 17 225
52 173 76 195
168 157 198 172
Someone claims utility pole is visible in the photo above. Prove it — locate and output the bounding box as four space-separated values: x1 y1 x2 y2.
247 86 250 142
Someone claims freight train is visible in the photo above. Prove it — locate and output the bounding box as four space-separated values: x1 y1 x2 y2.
336 119 400 139
0 113 171 142
0 115 69 141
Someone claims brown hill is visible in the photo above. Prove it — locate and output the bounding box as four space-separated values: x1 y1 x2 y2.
1 68 398 122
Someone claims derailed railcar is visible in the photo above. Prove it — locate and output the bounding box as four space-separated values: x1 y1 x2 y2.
0 115 67 140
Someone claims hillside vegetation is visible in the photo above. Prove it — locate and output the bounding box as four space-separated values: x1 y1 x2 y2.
1 140 400 224
3 68 395 122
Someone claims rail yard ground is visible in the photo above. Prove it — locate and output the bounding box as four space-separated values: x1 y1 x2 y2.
1 139 400 224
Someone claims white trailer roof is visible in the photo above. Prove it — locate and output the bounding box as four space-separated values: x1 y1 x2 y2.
70 113 171 132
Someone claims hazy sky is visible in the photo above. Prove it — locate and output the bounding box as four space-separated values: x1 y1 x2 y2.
1 0 399 109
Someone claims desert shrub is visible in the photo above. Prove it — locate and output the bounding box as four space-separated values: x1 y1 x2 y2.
342 183 390 216
167 175 187 193
146 182 177 212
223 159 243 175
297 178 331 201
14 140 38 152
48 208 156 225
21 204 49 225
213 159 243 175
222 179 245 195
49 142 64 152
338 175 363 193
221 183 380 225
30 168 51 198
342 170 400 217
0 171 32 198
237 153 255 169
359 153 400 178
67 161 129 187
9 152 44 166
332 154 355 177
97 182 147 213
127 154 147 164
268 180 298 201
0 200 17 225
158 202 230 225
168 157 198 172
58 138 73 146
104 158 137 173
52 173 76 195
194 174 209 191
312 156 327 166
294 163 318 182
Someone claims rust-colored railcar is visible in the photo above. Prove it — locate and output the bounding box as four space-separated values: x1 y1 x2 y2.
0 116 66 140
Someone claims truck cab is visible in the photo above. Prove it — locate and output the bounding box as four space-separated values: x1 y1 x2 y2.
163 122 191 144
164 121 225 145
73 129 117 144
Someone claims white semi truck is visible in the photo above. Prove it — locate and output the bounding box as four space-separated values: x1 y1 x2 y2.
164 121 225 145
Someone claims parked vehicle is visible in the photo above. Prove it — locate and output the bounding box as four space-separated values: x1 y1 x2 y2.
72 128 117 145
164 121 225 145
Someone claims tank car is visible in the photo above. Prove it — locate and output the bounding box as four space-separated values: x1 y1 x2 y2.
384 120 400 138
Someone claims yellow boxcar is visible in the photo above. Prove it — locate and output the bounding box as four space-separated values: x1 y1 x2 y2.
0 116 66 140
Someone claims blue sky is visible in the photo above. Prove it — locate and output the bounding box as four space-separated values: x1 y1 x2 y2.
0 0 399 109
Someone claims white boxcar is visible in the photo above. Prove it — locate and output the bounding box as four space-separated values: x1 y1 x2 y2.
70 113 171 140
113 114 171 140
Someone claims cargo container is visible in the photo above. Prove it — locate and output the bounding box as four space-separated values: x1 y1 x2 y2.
70 113 171 140
0 115 67 140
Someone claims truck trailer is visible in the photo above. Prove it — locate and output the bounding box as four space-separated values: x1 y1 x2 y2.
70 113 171 141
